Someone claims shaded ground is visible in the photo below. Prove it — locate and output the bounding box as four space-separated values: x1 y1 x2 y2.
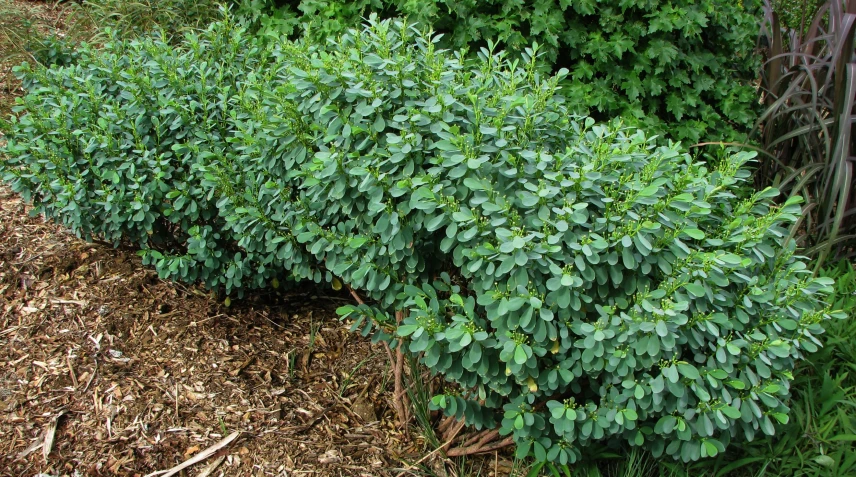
0 184 427 476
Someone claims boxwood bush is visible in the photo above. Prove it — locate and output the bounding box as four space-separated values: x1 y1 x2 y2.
0 18 841 464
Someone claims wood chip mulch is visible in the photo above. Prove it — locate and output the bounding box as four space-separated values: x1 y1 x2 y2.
0 184 439 476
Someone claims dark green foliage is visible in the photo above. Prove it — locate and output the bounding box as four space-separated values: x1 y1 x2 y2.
755 0 856 265
0 18 840 465
773 0 828 31
239 0 764 143
736 260 856 476
24 35 81 69
2 20 274 290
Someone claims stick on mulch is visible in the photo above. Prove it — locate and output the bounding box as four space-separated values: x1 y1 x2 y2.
143 431 240 477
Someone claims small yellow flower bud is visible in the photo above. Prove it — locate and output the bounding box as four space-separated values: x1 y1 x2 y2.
527 377 538 393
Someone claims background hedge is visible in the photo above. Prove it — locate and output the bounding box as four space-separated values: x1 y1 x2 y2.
239 0 764 144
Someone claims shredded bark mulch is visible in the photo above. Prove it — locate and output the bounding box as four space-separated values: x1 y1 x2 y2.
0 184 440 476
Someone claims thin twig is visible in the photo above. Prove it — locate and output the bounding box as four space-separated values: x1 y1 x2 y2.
347 285 364 305
460 428 495 449
441 419 467 452
82 357 97 393
438 415 455 434
42 410 65 463
393 310 410 427
382 341 395 366
67 354 77 388
143 431 240 477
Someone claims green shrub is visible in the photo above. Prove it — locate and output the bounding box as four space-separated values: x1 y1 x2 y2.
740 259 856 476
2 20 273 290
1 18 841 465
772 0 827 31
658 260 856 476
239 0 764 143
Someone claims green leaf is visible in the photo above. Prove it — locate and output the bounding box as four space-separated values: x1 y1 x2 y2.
373 115 386 132
814 455 835 468
677 363 700 380
514 345 528 365
685 283 705 297
638 184 659 197
655 320 668 337
398 325 420 337
702 440 719 457
433 140 458 151
683 228 705 240
719 405 740 420
425 214 446 232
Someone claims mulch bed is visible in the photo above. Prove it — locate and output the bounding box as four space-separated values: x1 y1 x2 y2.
0 184 433 476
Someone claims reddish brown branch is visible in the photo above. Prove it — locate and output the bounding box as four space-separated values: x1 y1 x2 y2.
347 283 510 456
345 287 411 427
349 286 394 384
393 419 467 477
345 280 513 456
441 419 467 451
347 285 364 304
393 310 410 427
438 415 456 434
446 436 514 456
460 429 498 449
381 341 395 365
